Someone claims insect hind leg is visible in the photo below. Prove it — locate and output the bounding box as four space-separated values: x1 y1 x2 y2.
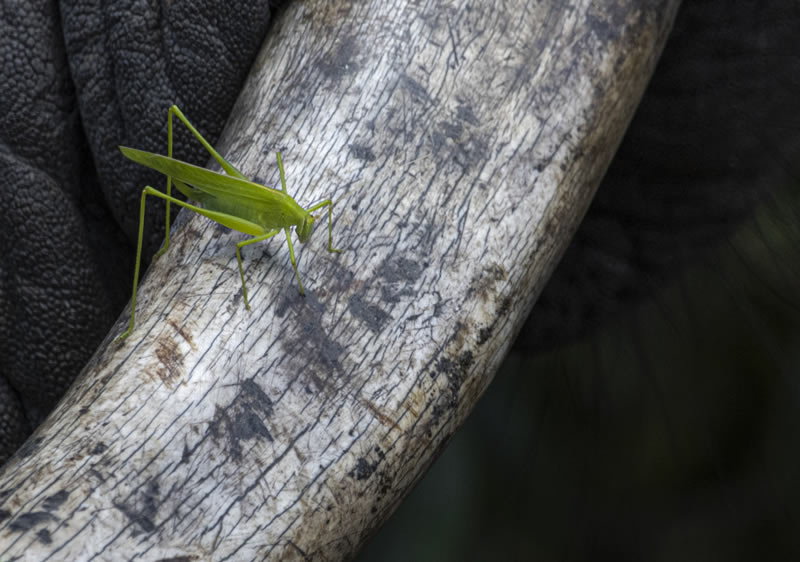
118 186 214 341
158 105 250 256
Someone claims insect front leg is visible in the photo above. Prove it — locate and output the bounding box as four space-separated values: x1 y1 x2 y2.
235 230 281 309
306 199 342 253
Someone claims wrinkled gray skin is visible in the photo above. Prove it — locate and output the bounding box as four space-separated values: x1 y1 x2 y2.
0 0 278 462
0 0 797 467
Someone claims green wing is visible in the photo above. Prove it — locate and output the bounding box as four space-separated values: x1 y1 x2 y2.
120 146 291 207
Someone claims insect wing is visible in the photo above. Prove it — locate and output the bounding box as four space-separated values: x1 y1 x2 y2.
120 146 288 206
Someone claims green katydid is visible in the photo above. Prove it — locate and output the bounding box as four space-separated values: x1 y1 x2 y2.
116 104 341 340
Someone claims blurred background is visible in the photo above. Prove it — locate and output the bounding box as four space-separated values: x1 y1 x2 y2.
359 1 800 559
360 183 800 560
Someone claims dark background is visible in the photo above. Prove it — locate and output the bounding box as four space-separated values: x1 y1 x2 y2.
360 184 800 560
360 1 800 559
1 1 798 558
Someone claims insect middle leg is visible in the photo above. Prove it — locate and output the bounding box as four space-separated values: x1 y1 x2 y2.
235 229 281 309
281 227 306 295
